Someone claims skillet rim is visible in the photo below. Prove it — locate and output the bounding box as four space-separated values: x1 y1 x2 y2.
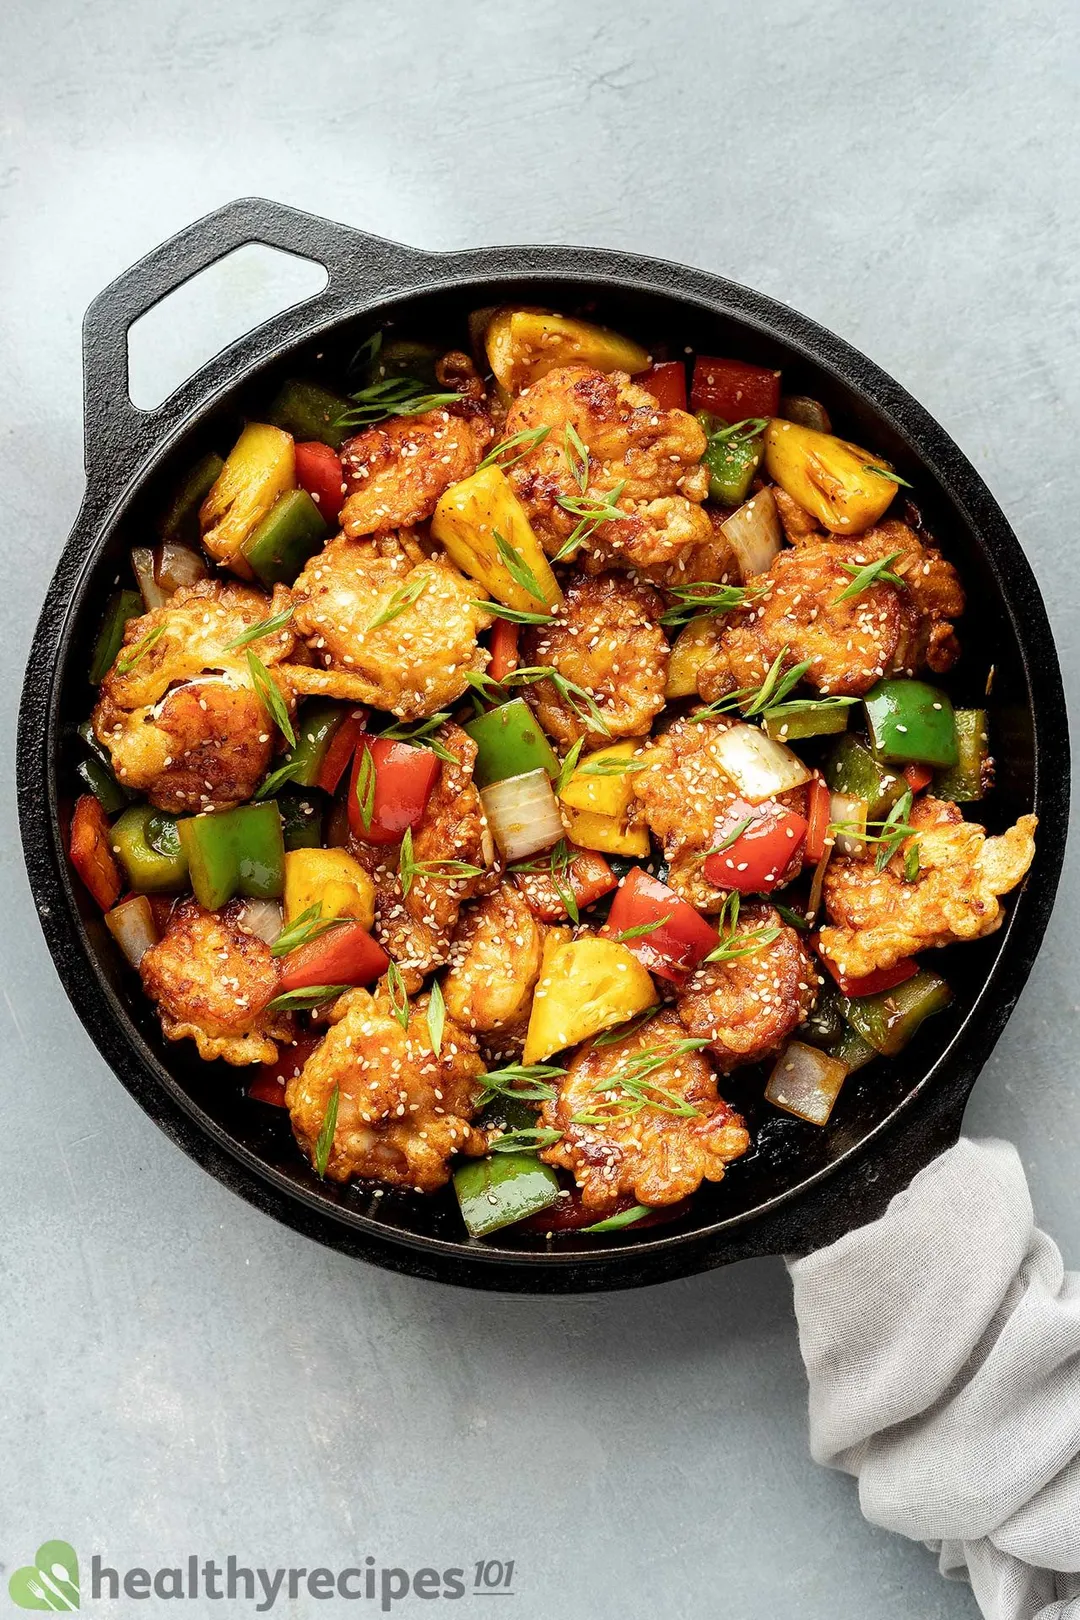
17 208 1071 1290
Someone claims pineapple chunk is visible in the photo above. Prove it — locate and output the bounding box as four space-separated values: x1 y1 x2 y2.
559 741 640 819
283 848 375 931
483 309 650 396
562 805 650 858
665 616 724 699
522 934 656 1065
431 465 562 614
200 423 295 572
763 420 898 535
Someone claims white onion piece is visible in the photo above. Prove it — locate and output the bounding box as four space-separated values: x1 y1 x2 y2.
720 487 782 580
480 770 563 862
765 1040 849 1126
155 541 209 594
829 791 867 856
713 722 811 803
105 894 159 968
132 546 168 611
236 897 284 944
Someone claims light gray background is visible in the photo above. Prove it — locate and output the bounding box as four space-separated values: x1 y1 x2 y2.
2 3 1077 1617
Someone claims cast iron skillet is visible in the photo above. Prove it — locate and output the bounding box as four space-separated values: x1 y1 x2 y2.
17 197 1070 1292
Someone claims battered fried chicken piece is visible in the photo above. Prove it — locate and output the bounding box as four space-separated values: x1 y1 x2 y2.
442 883 546 1041
286 531 493 720
539 1009 750 1211
350 723 498 988
93 579 295 814
817 797 1037 980
340 384 493 536
505 365 712 574
630 716 808 911
139 899 290 1065
696 523 964 703
639 507 742 589
521 572 669 746
675 904 818 1070
286 986 486 1190
772 485 824 544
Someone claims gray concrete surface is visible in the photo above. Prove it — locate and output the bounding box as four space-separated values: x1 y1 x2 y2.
2 2 1078 1616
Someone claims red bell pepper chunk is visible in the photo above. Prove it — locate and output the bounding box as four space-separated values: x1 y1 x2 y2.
635 361 688 412
488 618 520 682
816 950 920 998
249 1030 323 1107
690 356 781 422
316 709 368 794
804 778 832 865
347 736 441 846
247 1072 289 1107
70 794 123 910
294 440 345 527
703 799 808 893
278 920 389 993
903 762 934 793
514 844 618 922
602 867 720 984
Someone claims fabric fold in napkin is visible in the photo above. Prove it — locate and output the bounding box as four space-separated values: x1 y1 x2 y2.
788 1138 1080 1620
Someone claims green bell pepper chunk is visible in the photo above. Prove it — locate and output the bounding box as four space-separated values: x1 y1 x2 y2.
241 488 327 586
763 701 851 743
76 756 129 817
934 709 989 802
476 1096 541 1137
267 378 352 449
697 412 764 505
838 968 953 1057
800 988 848 1049
828 1023 877 1073
278 788 324 851
110 805 189 893
824 734 905 820
453 1153 560 1237
89 590 143 685
863 679 959 769
465 698 560 787
75 721 132 814
159 451 225 544
366 339 441 388
178 802 285 910
269 701 348 790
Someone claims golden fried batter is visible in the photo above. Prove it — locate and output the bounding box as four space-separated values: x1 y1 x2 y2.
285 986 485 1189
630 716 807 912
140 899 289 1065
93 579 295 813
442 882 545 1040
340 401 491 537
539 1009 750 1211
350 723 498 988
675 905 818 1070
505 365 712 573
286 531 493 720
772 485 825 544
817 797 1037 979
521 572 669 747
697 523 964 702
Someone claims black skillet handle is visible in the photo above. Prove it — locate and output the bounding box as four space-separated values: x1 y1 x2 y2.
81 196 429 496
766 1065 975 1260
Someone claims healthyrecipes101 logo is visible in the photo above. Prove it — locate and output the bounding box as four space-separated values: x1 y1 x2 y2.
7 1542 518 1610
9 1542 81 1610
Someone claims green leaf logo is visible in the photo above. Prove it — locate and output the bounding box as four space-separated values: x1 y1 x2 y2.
9 1542 80 1610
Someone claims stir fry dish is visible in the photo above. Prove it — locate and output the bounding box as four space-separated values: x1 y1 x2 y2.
68 312 1038 1239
